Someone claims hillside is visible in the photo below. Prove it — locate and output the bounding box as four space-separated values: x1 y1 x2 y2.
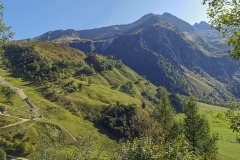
0 66 116 159
0 40 239 160
193 21 229 51
35 13 240 103
0 41 163 159
177 103 240 160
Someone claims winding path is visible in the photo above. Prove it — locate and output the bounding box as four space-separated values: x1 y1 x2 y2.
0 113 30 129
7 154 28 160
0 76 40 117
59 125 77 142
42 119 77 142
0 76 19 91
0 76 77 143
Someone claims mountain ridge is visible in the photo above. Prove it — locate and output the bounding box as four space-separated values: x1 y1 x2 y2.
33 13 240 102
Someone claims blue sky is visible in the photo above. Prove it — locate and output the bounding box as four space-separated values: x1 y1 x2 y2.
2 0 208 40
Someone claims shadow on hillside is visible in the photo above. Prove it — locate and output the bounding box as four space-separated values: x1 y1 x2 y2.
73 70 86 77
93 123 118 141
1 67 38 87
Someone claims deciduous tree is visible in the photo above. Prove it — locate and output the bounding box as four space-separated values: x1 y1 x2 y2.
0 2 14 47
203 0 240 59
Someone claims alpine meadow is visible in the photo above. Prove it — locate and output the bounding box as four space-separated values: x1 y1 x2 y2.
0 0 239 160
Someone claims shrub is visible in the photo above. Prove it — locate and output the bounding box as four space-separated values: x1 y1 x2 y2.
120 81 134 94
98 103 138 139
116 135 203 160
0 85 15 104
141 91 159 104
0 105 6 113
85 54 123 73
0 148 6 160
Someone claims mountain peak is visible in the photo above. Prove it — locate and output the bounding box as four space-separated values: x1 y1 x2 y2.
162 12 174 17
161 12 195 32
194 21 211 29
141 13 155 19
135 13 158 24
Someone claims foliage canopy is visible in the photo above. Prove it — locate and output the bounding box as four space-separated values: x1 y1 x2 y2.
203 0 240 59
0 3 14 47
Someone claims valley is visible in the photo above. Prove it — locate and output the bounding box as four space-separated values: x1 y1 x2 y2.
0 40 239 159
0 3 239 158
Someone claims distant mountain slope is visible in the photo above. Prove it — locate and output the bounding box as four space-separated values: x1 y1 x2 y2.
34 13 239 102
35 13 157 41
161 12 195 32
193 21 229 50
105 22 238 99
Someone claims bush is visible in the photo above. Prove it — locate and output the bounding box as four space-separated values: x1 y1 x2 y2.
98 103 138 139
120 81 134 94
0 148 6 160
0 85 15 104
169 93 187 113
85 54 123 73
0 134 33 157
116 135 203 160
0 105 6 113
82 66 95 76
141 91 159 104
117 137 164 160
98 104 163 141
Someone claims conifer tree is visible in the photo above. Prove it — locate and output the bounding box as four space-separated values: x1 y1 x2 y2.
153 87 175 135
184 97 218 159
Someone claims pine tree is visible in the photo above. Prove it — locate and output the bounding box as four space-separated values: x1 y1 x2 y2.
153 87 175 135
183 97 218 159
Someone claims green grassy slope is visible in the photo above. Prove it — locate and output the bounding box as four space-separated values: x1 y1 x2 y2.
182 66 232 103
20 41 157 108
1 41 239 159
0 67 116 159
197 103 240 160
0 41 158 158
177 103 240 160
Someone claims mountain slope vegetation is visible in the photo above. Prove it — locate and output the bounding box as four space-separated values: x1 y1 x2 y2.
35 13 240 103
0 41 162 159
0 41 239 159
3 41 160 115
